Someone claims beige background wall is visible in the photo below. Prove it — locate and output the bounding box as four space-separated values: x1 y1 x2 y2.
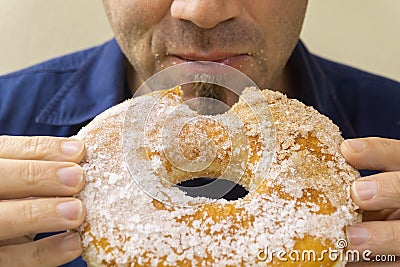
0 0 399 81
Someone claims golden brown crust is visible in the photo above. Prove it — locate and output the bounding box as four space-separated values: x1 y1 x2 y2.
76 87 361 267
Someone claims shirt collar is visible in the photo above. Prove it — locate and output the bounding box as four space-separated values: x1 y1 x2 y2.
287 41 356 138
36 39 128 126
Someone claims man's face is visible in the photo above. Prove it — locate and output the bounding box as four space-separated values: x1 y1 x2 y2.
103 0 308 90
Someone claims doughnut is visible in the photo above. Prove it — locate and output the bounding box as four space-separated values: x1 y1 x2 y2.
76 86 361 266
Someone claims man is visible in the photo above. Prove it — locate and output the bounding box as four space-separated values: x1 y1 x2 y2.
0 1 399 266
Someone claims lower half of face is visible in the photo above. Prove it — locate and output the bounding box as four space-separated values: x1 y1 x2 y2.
103 0 308 92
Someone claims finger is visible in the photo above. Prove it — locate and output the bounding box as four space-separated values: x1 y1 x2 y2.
363 209 400 221
0 232 82 267
0 136 85 162
346 221 400 255
0 198 85 240
0 159 84 198
0 236 32 246
351 172 400 210
341 137 400 172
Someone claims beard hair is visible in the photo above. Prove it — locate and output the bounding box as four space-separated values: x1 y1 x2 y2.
191 73 229 115
192 81 228 115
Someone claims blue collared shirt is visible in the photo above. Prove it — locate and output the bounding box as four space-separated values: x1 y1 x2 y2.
0 39 399 266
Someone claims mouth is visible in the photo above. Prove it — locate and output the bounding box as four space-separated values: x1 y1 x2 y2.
170 53 252 68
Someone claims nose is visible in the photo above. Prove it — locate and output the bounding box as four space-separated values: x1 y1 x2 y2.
171 0 241 28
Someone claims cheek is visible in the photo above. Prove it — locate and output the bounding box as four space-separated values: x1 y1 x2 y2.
264 2 306 50
246 1 307 44
104 0 172 77
246 0 307 24
243 0 307 84
105 0 170 27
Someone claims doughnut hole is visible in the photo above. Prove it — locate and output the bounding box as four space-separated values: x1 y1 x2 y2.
176 177 249 201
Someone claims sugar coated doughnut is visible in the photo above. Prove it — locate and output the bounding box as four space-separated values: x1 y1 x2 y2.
76 87 361 266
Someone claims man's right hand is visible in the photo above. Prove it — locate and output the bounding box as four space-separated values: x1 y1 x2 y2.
0 136 86 267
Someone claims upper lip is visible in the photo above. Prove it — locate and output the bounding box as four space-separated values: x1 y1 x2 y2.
171 52 248 61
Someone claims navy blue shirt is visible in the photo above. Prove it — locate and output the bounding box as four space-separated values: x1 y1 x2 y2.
0 39 399 266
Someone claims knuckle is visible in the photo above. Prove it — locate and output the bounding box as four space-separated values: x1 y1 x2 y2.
373 137 400 156
28 136 47 156
30 243 45 263
390 172 400 196
379 138 393 154
22 200 40 225
23 136 54 160
21 161 40 186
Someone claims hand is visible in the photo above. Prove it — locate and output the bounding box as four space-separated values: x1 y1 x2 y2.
0 136 86 267
341 137 400 265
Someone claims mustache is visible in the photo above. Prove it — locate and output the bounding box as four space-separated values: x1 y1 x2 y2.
152 18 264 52
192 82 228 115
192 74 227 115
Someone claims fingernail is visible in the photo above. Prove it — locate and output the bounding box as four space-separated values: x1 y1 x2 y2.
344 139 366 153
346 226 370 245
354 180 378 201
56 200 82 220
60 233 81 251
61 140 83 156
57 166 83 187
